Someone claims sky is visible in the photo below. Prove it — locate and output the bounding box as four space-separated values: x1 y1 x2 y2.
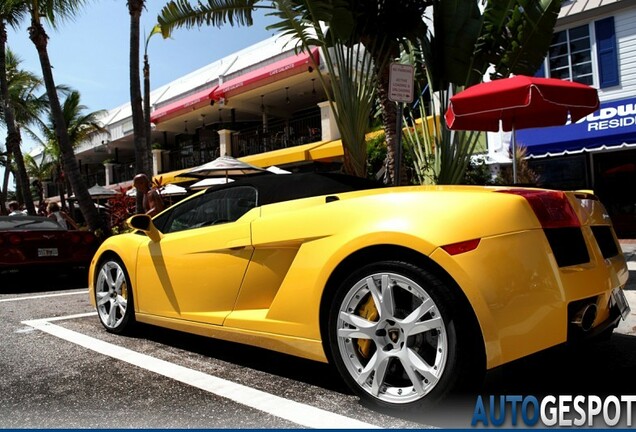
5 0 279 154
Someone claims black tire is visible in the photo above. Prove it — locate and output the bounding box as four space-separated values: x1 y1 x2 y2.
327 260 483 411
94 256 135 334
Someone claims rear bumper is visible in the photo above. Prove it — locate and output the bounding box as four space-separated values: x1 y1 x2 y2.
429 228 629 369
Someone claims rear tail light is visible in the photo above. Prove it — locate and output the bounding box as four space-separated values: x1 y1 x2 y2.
82 233 96 245
441 238 480 255
9 234 22 246
67 232 82 244
498 189 580 229
63 231 96 245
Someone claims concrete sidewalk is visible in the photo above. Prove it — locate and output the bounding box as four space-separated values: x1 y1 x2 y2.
616 240 636 336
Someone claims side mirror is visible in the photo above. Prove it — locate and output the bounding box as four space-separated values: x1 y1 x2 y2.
127 214 162 242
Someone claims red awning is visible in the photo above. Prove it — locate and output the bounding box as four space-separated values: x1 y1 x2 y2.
151 85 218 124
210 48 319 101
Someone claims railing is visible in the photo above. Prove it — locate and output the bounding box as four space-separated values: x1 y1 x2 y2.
167 146 221 171
112 163 136 185
85 171 107 187
104 111 322 180
231 114 321 157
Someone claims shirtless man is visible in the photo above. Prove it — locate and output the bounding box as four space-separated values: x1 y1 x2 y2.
133 173 165 216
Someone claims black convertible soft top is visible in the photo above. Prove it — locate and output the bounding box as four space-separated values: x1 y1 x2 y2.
203 171 384 206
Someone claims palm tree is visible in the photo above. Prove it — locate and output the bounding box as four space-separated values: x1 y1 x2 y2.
24 152 53 205
128 0 152 214
403 0 563 186
22 0 106 233
0 1 36 214
158 0 378 178
332 1 430 185
144 24 161 165
27 90 108 212
1 48 49 212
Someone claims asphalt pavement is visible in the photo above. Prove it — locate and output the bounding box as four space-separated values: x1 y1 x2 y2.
0 242 634 429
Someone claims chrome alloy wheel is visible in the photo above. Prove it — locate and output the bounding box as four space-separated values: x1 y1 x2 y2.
336 272 448 404
95 260 129 330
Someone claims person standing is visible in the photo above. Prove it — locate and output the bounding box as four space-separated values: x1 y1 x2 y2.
133 173 165 217
8 201 24 216
46 202 79 230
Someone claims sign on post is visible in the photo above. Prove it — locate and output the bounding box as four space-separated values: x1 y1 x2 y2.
389 63 415 103
388 63 415 185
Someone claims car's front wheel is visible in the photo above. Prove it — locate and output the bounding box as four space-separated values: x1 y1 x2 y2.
95 257 135 334
328 261 481 410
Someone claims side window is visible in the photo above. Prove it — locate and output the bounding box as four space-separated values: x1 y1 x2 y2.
548 24 593 86
155 186 257 234
543 17 619 89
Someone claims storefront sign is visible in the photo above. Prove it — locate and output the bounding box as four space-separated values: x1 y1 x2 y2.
517 97 636 156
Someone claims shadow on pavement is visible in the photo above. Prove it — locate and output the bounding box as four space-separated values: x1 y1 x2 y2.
127 322 351 396
0 269 88 294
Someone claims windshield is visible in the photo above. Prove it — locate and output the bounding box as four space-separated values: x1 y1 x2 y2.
0 216 65 231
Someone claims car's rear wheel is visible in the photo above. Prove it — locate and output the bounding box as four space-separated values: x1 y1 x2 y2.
328 260 481 410
95 257 135 334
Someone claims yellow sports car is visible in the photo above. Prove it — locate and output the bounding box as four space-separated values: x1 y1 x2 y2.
88 172 630 410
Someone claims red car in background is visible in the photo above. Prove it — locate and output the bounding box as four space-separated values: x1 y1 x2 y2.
0 215 98 275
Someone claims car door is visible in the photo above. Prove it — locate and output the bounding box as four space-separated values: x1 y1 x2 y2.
134 186 258 325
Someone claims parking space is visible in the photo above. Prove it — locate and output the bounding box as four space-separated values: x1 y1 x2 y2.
0 286 423 428
2 266 636 429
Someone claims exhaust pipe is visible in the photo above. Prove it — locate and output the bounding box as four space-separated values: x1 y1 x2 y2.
571 303 598 332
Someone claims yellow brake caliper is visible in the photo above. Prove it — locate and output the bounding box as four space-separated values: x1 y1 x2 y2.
120 281 128 300
356 294 378 358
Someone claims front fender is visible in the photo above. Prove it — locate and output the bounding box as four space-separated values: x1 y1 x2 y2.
88 233 147 308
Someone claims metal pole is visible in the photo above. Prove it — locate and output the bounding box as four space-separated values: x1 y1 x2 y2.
395 103 403 186
512 124 518 184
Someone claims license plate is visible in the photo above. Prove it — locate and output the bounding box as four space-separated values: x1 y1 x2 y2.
611 288 631 320
37 248 58 257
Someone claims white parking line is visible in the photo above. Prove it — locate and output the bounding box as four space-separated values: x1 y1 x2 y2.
0 290 88 303
22 316 378 429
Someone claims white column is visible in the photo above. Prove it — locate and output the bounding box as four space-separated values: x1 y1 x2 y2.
41 181 50 199
318 101 340 141
218 129 234 157
103 162 115 186
152 149 164 176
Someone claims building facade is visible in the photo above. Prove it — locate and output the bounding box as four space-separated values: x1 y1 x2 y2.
487 0 636 237
51 32 341 198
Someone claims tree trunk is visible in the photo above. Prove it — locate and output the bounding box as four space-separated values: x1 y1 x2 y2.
144 53 152 161
1 150 11 214
128 0 150 214
58 177 67 211
34 180 44 206
0 21 36 214
374 54 405 186
28 19 106 235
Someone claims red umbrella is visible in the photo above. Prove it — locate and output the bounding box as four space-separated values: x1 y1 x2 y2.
445 75 599 182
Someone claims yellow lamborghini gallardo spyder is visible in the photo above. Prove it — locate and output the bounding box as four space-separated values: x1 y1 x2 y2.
88 172 630 410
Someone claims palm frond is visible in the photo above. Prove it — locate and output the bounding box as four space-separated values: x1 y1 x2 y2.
40 0 91 28
0 1 29 29
269 0 377 177
474 0 562 82
158 0 269 37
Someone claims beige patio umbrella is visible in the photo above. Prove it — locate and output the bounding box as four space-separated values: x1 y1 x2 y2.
189 177 234 190
179 155 268 181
